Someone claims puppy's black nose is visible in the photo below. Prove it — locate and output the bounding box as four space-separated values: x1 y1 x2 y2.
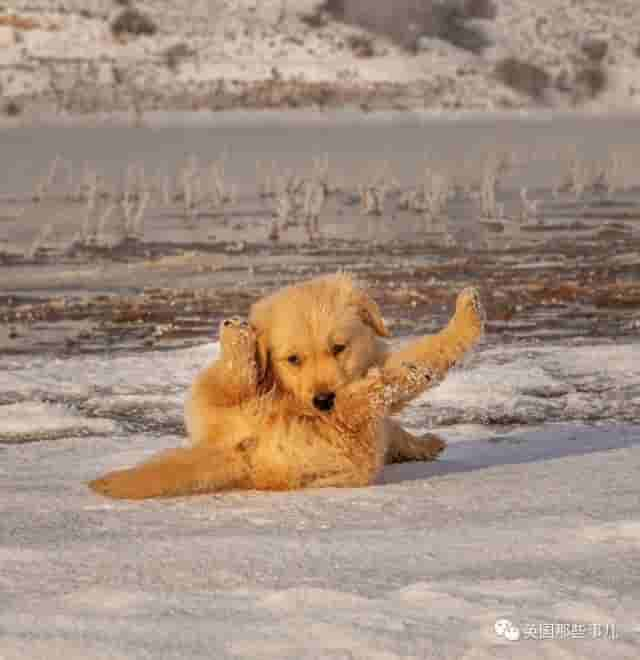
313 392 336 411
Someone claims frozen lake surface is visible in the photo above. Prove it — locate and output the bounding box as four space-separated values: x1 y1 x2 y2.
1 112 639 658
4 111 640 199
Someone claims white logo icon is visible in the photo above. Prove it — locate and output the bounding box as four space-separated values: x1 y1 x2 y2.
494 619 521 641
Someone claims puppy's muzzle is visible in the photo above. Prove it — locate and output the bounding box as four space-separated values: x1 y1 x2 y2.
313 392 336 412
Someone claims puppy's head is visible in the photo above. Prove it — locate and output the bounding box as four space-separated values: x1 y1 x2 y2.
249 273 389 412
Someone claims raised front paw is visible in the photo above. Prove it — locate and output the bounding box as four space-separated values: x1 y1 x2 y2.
219 317 257 363
455 287 485 332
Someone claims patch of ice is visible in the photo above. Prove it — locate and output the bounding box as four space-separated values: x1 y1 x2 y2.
0 547 46 563
61 587 161 613
410 343 640 426
1 341 639 443
583 521 640 547
0 401 116 443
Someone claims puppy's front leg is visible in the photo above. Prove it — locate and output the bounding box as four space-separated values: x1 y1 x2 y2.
384 287 484 407
310 363 438 488
196 317 259 406
332 362 437 433
185 317 261 447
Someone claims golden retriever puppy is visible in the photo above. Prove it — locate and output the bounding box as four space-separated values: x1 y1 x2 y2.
89 274 484 499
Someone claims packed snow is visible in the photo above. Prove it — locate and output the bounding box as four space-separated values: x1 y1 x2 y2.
1 338 639 658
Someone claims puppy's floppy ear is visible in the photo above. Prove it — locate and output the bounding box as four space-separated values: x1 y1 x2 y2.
249 299 273 386
351 287 390 337
253 328 272 385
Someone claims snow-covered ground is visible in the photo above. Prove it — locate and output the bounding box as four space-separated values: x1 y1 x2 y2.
1 339 639 658
2 0 640 114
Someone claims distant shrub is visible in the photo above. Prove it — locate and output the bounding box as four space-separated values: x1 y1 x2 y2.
319 0 346 19
3 100 22 116
300 8 329 29
575 65 607 99
581 38 608 63
164 42 193 71
346 34 376 57
435 4 493 54
495 57 551 100
111 8 157 38
318 0 495 54
464 0 497 20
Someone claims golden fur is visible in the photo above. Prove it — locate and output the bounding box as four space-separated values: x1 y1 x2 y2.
89 274 484 499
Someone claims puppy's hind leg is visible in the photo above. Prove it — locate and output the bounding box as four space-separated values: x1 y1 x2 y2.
384 419 446 464
89 443 256 499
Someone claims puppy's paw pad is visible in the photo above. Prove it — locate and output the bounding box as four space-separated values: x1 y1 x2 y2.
221 316 249 330
219 317 255 349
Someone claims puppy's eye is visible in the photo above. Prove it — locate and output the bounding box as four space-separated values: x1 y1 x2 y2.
287 354 301 366
332 344 346 356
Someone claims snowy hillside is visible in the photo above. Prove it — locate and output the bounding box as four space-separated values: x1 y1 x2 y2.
1 0 640 116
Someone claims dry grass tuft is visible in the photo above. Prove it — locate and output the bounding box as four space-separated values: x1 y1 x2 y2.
518 187 539 223
476 151 511 220
400 165 451 225
554 146 591 199
358 164 395 216
164 43 193 72
111 8 157 38
27 223 54 260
